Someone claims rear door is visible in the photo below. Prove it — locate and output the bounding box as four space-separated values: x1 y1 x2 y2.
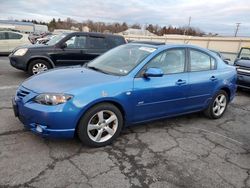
52 34 88 66
6 32 24 52
187 48 218 110
84 35 109 61
0 32 9 53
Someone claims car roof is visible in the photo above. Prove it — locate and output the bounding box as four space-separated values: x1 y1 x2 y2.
66 32 124 38
130 40 165 46
128 43 216 57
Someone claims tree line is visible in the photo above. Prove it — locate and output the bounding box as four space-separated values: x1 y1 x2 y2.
21 18 205 36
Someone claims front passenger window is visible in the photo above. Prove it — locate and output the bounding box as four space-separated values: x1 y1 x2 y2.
65 36 86 49
145 49 185 74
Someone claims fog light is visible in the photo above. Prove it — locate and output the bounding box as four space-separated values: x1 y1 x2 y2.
36 125 43 133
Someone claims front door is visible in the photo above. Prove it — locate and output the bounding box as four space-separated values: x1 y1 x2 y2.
132 48 189 123
52 35 88 66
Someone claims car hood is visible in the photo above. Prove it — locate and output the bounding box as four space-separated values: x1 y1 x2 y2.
234 59 250 67
12 43 51 52
22 67 120 93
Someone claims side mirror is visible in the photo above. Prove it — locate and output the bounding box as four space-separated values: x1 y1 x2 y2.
144 68 164 78
60 42 67 49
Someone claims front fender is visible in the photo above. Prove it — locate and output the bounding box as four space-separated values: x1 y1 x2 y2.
27 55 55 69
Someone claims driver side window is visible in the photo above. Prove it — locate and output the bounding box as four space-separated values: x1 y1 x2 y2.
145 49 186 74
65 36 87 49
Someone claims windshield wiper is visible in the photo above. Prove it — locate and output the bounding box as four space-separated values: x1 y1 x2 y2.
87 66 110 74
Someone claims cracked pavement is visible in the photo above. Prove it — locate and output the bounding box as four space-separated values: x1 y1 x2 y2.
0 56 250 188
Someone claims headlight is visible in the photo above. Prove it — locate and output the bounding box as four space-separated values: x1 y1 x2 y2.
34 93 73 105
13 48 28 56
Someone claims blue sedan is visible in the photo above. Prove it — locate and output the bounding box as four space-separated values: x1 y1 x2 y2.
13 43 237 147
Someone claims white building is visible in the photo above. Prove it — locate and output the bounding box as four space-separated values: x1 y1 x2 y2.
0 20 48 33
118 28 156 36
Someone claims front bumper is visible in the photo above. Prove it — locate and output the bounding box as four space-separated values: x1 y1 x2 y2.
9 54 27 71
237 74 250 89
13 86 78 138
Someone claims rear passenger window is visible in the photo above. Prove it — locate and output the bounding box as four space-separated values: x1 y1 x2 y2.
108 36 126 48
88 37 107 49
8 32 22 39
190 50 216 71
0 32 6 40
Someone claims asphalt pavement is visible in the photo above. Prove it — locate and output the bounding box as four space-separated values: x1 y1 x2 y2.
0 56 250 188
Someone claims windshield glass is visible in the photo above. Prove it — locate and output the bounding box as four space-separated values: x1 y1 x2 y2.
239 48 250 60
46 33 66 45
87 44 156 76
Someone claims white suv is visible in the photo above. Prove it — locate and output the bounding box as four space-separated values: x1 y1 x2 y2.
0 31 30 54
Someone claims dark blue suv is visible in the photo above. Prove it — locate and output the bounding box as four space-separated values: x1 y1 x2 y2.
234 47 250 89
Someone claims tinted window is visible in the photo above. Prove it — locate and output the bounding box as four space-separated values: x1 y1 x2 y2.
239 48 250 60
146 49 185 74
65 36 86 49
8 32 22 39
88 37 107 49
107 36 126 48
0 32 7 40
190 50 215 71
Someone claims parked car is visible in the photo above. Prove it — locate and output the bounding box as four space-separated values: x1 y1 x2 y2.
13 43 237 147
36 34 57 44
209 49 231 64
28 32 51 44
234 47 250 89
0 31 30 54
9 32 127 75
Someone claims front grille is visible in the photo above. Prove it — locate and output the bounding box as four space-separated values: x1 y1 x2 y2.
17 88 30 99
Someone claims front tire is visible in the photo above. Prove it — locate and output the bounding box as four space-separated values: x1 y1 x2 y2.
77 103 123 147
28 59 51 75
204 90 228 119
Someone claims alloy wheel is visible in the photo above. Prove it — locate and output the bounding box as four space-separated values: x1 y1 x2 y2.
32 63 48 74
212 94 227 116
87 110 118 143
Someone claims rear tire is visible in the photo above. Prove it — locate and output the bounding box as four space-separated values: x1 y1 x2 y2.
28 59 51 75
77 103 123 147
204 90 228 119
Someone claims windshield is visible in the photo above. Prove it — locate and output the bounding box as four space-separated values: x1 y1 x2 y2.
87 44 156 76
46 33 66 45
239 48 250 60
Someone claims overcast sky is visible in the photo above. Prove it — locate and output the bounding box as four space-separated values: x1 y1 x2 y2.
0 0 250 36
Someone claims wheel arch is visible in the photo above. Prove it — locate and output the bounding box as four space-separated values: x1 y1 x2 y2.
219 86 231 100
26 56 55 71
74 99 127 135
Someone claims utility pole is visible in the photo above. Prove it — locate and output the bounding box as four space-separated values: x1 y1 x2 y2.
234 23 241 37
184 16 191 35
188 16 191 28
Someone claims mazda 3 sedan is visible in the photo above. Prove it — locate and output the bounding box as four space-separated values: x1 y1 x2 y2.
13 43 237 147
